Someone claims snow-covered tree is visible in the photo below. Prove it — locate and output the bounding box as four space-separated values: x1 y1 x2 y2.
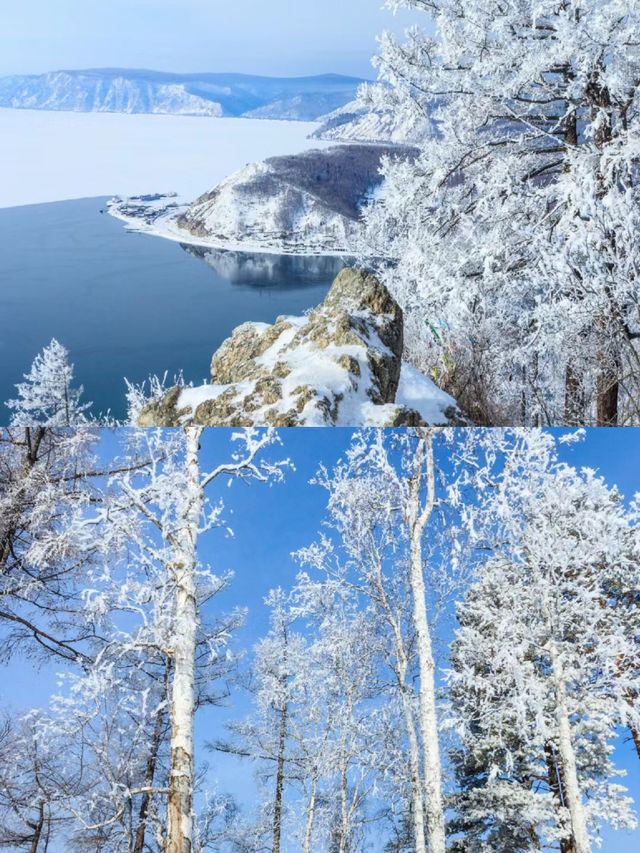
0 426 102 664
362 1 640 425
1 426 638 853
447 443 640 852
40 662 172 853
0 713 73 852
298 451 424 852
63 427 288 853
6 339 92 426
221 577 386 853
297 427 511 853
293 574 384 853
214 588 307 853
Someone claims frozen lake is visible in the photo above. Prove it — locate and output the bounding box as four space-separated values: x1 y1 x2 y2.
0 197 345 422
0 108 323 208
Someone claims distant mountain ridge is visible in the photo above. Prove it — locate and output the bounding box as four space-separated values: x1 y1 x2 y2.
0 69 368 120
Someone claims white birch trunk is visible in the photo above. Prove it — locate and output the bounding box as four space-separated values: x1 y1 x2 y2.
406 433 446 853
302 777 317 853
166 427 203 853
389 613 426 853
546 625 592 853
339 757 349 853
400 684 427 853
373 546 427 853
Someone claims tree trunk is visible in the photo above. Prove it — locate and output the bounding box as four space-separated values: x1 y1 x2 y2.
303 778 317 853
588 71 619 428
272 701 287 853
399 686 427 853
28 801 45 853
544 743 577 853
337 690 354 853
631 726 640 762
406 434 446 853
134 660 171 853
546 630 591 853
166 428 202 853
596 359 619 426
338 757 349 853
564 364 583 427
372 540 427 853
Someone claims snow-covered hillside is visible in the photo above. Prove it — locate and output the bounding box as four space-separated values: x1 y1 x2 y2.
312 99 431 143
175 145 397 253
109 144 416 255
0 69 366 120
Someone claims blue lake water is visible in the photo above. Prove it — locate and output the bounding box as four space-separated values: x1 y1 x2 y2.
0 197 345 422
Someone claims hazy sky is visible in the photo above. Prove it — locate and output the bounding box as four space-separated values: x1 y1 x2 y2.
0 0 423 79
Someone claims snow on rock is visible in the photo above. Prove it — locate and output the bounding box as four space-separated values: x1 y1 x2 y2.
137 268 465 427
168 144 416 254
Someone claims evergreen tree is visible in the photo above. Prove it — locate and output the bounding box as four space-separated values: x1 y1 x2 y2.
6 339 91 426
448 460 640 852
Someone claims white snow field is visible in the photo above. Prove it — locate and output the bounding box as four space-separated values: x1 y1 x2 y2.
0 108 321 208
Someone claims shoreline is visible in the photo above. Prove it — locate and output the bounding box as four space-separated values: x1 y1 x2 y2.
107 195 358 258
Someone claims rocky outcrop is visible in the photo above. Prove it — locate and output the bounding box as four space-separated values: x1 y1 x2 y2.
138 268 465 427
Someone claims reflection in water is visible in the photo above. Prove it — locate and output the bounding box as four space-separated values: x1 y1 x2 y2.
181 244 349 287
0 197 348 421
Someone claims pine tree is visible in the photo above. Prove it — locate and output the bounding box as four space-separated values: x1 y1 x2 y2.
6 339 91 426
448 456 640 852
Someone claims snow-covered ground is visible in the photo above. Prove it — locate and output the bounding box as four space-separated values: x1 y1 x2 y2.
0 108 321 208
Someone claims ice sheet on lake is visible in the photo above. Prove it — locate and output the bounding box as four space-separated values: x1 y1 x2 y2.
0 108 323 208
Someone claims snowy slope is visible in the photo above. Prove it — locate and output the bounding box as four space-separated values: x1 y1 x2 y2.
108 143 417 255
312 99 431 143
0 69 366 120
169 144 412 253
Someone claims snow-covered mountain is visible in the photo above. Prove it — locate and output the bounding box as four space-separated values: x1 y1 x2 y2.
312 99 432 144
0 69 367 120
173 144 412 253
108 144 417 254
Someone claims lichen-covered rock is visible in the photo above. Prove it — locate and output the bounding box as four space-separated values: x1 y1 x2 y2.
137 268 465 427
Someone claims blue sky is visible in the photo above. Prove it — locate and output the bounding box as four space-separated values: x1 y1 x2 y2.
0 0 423 78
1 427 639 850
197 428 640 853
